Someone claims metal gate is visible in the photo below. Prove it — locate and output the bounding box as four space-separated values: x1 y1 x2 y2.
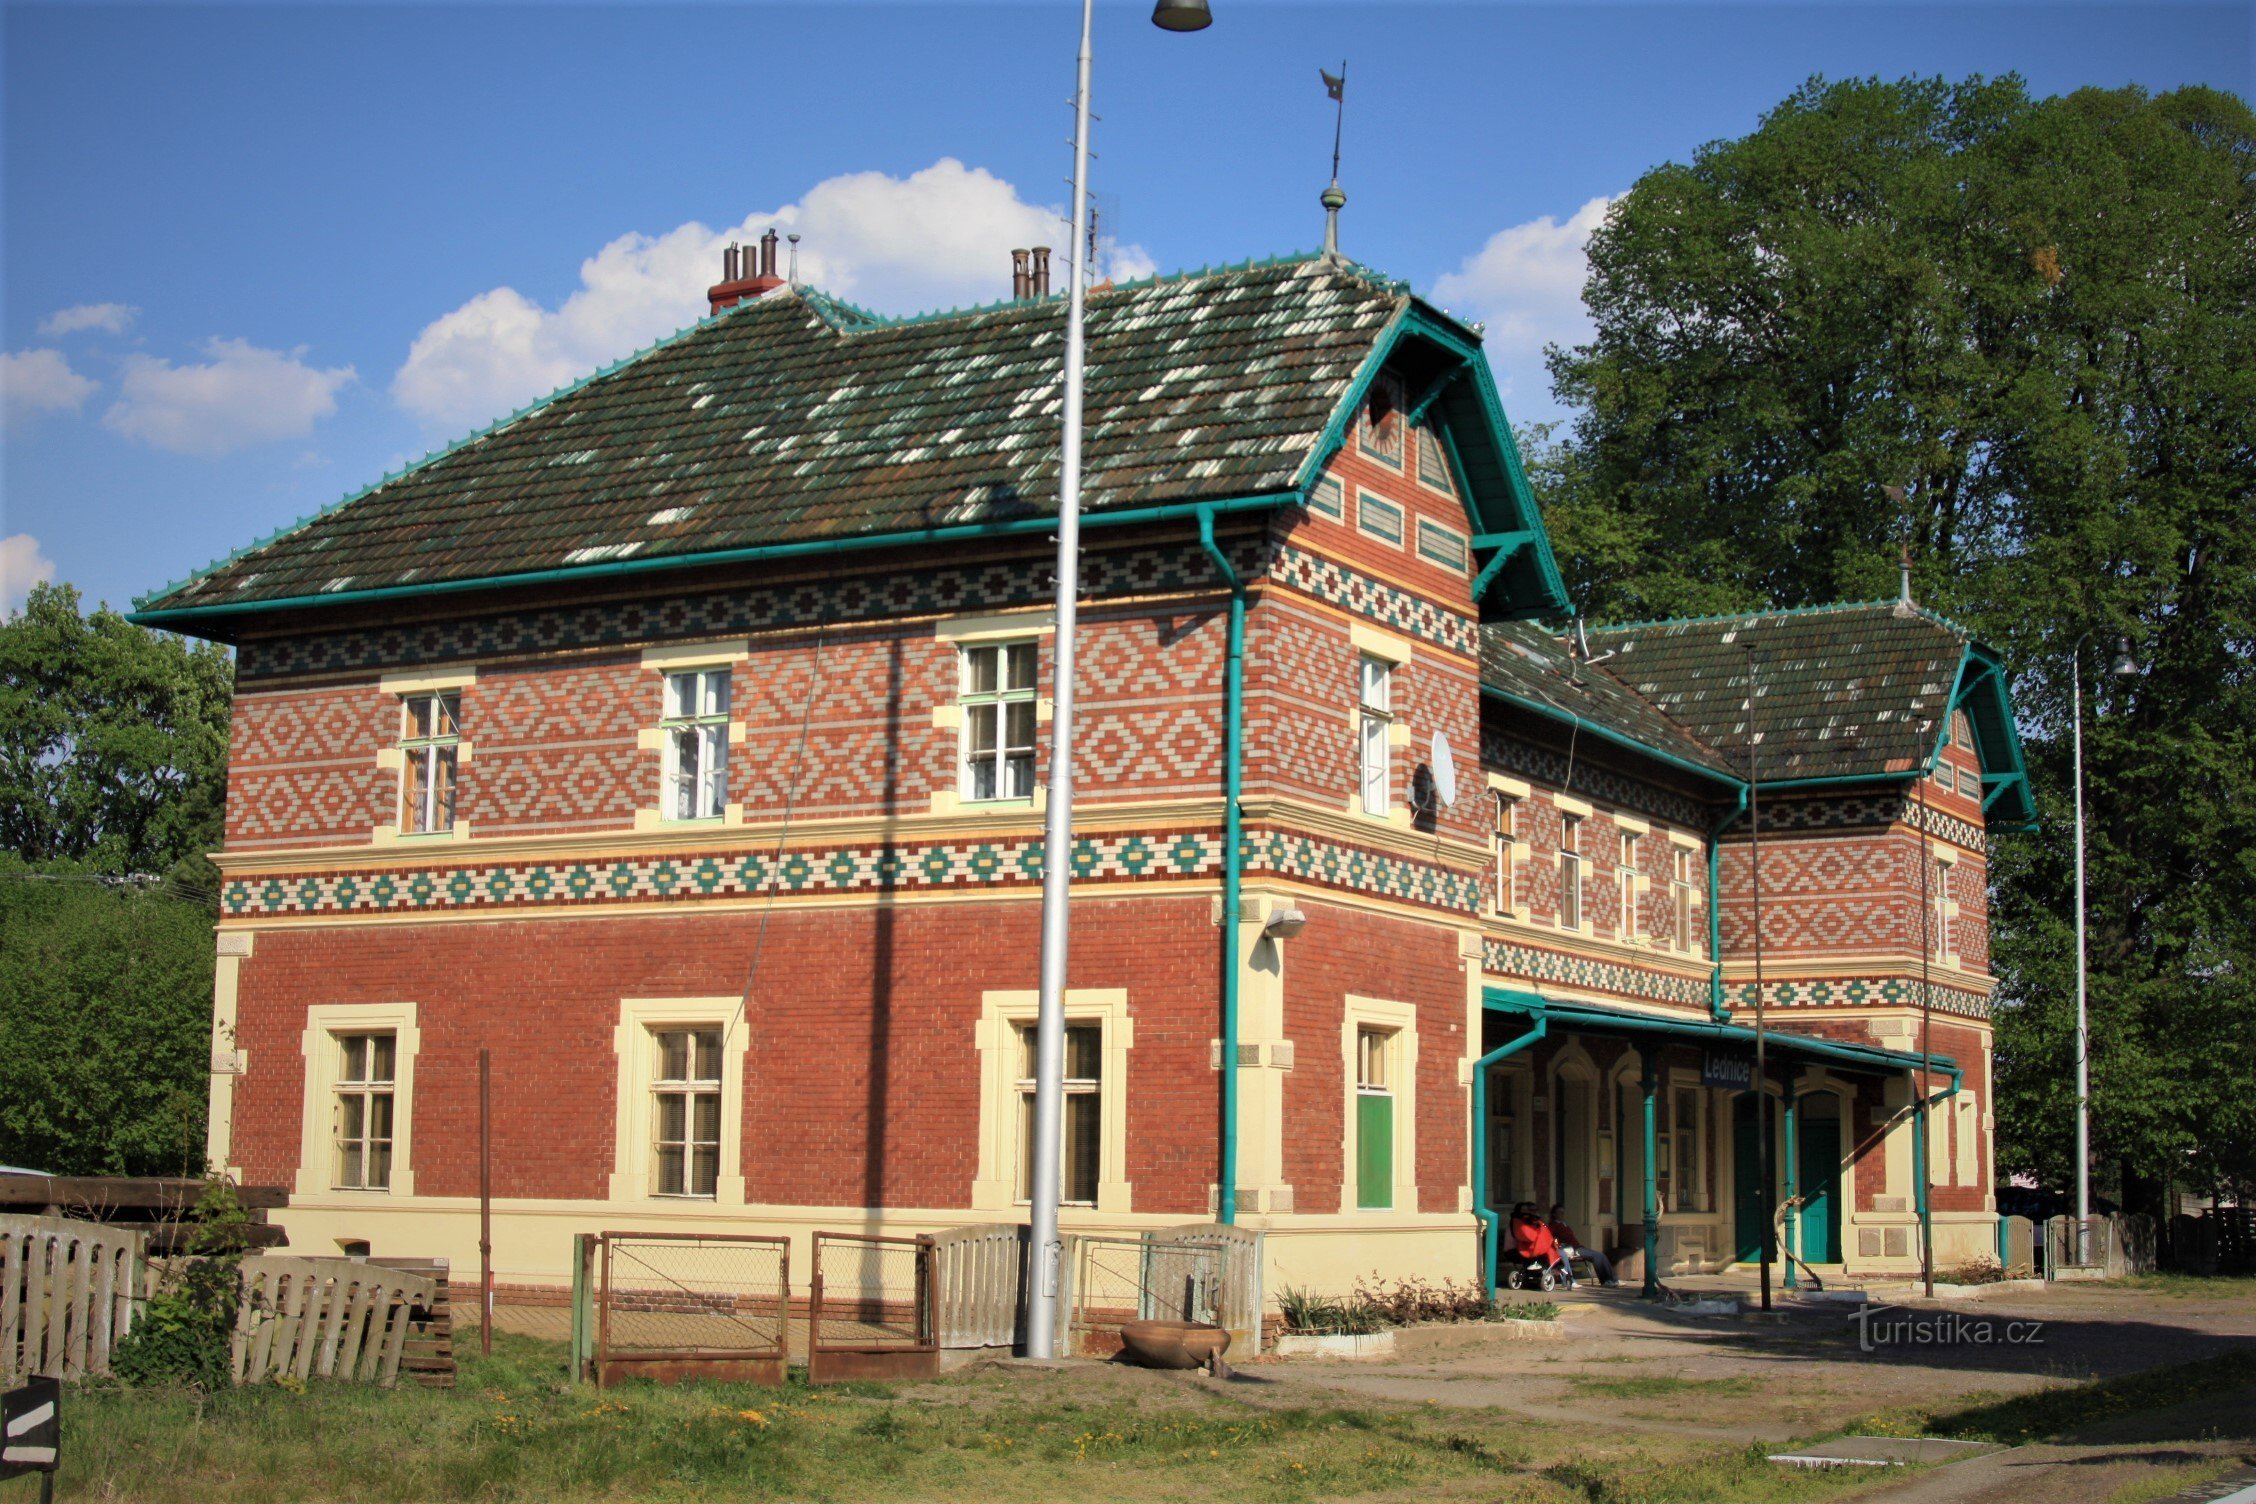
807 1232 937 1383
594 1231 788 1387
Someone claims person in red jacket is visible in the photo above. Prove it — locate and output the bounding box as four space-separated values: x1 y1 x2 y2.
1508 1202 1570 1285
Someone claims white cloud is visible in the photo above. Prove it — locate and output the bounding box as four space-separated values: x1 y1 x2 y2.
38 302 139 338
1 348 100 429
0 534 57 617
103 338 354 458
1433 195 1617 405
392 158 1152 432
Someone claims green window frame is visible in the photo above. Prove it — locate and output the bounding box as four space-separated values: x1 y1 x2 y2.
1356 491 1404 547
1308 475 1345 519
1416 518 1468 571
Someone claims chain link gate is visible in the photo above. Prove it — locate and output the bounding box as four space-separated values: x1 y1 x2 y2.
593 1231 789 1387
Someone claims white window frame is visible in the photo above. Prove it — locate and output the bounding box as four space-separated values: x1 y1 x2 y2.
399 691 460 836
1671 844 1698 952
609 998 748 1205
958 638 1041 804
1339 995 1418 1215
662 668 732 821
296 1002 419 1200
1618 831 1642 942
1929 847 1958 963
1358 655 1393 817
332 1031 397 1192
1013 1020 1106 1206
1954 1091 1981 1187
1559 814 1585 931
972 989 1132 1214
649 1025 724 1199
1490 793 1519 917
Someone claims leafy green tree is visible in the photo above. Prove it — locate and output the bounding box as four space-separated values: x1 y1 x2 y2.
0 581 233 880
0 856 214 1175
1540 77 2256 1206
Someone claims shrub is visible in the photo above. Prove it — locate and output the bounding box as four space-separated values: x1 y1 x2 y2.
110 1178 251 1389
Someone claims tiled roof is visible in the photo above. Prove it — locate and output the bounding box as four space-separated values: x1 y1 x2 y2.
1583 602 1970 783
139 256 1407 613
1478 621 1737 779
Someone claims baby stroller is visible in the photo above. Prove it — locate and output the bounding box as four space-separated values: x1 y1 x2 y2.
1504 1253 1571 1292
1503 1203 1576 1291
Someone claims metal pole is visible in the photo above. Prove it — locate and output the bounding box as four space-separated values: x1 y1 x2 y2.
1640 1054 1660 1300
1023 0 1096 1361
1746 646 1771 1312
479 1046 493 1357
1918 777 1936 1300
2072 649 2091 1265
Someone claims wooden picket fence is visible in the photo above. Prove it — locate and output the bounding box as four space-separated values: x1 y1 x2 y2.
232 1257 439 1387
1 1214 144 1382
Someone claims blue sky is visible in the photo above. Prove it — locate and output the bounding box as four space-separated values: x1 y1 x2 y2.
3 1 2249 617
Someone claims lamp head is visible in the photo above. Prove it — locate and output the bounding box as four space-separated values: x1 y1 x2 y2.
1261 905 1308 941
1151 0 1213 30
2111 637 2138 679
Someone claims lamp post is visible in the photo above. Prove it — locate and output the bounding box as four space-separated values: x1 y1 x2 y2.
1025 0 1211 1364
2070 633 2137 1264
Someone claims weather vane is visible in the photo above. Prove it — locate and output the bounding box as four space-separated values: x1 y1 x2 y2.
1320 61 1348 256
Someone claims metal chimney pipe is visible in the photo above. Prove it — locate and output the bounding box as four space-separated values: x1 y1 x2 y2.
724 244 738 282
760 229 780 280
1012 249 1030 300
1031 246 1051 296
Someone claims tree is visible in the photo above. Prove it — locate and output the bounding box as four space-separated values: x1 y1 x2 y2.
0 581 234 880
0 857 214 1175
1540 77 2256 1206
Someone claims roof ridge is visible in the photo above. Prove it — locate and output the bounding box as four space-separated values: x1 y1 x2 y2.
1585 596 1969 638
132 289 801 612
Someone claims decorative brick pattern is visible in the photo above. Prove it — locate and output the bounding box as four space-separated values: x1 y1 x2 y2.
237 536 1262 682
1266 543 1478 657
1482 939 1707 1008
1481 730 1707 830
1730 976 1991 1021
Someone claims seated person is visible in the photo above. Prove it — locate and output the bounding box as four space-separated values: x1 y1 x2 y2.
1547 1204 1620 1286
1508 1202 1572 1285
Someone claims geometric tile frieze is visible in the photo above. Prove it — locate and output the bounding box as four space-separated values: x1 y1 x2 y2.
218 823 1482 920
1482 938 1708 1008
1266 543 1478 657
1732 975 1992 1021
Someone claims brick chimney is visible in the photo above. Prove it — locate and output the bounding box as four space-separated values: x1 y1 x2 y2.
708 229 785 314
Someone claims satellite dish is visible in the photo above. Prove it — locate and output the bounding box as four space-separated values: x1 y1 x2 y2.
1431 731 1458 808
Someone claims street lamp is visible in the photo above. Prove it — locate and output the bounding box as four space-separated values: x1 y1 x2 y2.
2071 633 2136 1263
1024 0 1211 1363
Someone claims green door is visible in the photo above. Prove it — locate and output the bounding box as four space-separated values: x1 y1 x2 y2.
1733 1095 1765 1262
1796 1117 1841 1264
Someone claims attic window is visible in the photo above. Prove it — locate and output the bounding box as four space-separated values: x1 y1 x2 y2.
1358 373 1404 468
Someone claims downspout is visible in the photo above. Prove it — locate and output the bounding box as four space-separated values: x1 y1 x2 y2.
1197 506 1247 1225
1473 1013 1549 1301
1707 785 1750 1020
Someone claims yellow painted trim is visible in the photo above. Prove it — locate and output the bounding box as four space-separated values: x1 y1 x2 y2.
1348 621 1417 665
378 667 477 694
297 1000 420 1200
930 704 963 731
1614 813 1650 836
639 640 750 669
635 726 666 752
374 747 404 772
1553 793 1594 819
972 988 1133 1214
609 996 751 1207
933 609 1057 643
1484 772 1532 799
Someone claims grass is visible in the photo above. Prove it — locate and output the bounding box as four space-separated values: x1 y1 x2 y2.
1567 1375 1760 1401
2103 1458 2240 1504
2110 1273 2256 1300
1846 1350 2256 1447
61 1332 1885 1504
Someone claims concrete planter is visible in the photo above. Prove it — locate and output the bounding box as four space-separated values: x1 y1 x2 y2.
1271 1330 1396 1360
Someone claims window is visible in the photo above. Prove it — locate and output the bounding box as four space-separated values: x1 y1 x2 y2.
1490 794 1519 915
399 692 460 835
1930 857 1954 961
651 1027 722 1197
1618 832 1641 941
1358 373 1403 466
961 641 1039 802
1559 815 1584 929
1356 491 1404 547
1415 424 1456 494
1672 1087 1705 1212
1308 474 1345 519
1671 846 1697 951
1358 656 1393 816
1416 518 1468 571
662 669 730 820
1016 1022 1103 1205
333 1033 395 1191
1355 1028 1396 1210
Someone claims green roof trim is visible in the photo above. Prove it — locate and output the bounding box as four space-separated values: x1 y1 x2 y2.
1482 990 1959 1077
